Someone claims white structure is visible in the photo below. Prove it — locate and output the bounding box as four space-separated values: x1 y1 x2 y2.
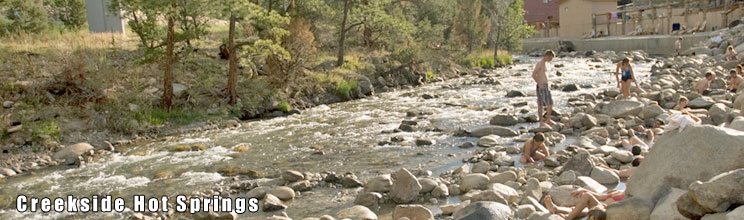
85 0 126 34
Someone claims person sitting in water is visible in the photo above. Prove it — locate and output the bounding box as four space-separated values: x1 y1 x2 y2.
615 58 639 99
543 188 625 220
694 72 715 95
727 69 742 93
672 97 688 111
726 45 738 61
520 133 550 164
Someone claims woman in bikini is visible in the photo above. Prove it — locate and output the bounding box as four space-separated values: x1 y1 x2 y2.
615 58 639 99
543 188 624 220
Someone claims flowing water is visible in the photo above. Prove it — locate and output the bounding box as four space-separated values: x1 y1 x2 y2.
0 56 652 219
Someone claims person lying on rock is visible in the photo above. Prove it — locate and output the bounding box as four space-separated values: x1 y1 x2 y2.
726 45 738 61
619 128 650 150
599 157 643 178
651 119 665 135
727 69 742 93
615 58 639 99
542 188 624 220
672 97 689 111
532 50 556 127
520 133 550 164
694 72 715 95
631 125 655 143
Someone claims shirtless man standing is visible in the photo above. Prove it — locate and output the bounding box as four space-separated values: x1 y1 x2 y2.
532 50 556 127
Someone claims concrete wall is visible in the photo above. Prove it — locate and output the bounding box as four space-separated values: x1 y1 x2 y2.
523 33 714 55
85 0 126 34
558 0 618 37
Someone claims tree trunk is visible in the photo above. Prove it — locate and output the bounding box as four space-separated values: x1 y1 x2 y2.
163 0 176 109
493 44 499 63
227 13 238 105
268 0 273 13
336 0 350 67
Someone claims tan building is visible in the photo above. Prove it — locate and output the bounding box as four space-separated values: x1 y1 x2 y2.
558 0 618 38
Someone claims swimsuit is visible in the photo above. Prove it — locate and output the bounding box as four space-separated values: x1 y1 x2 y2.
621 70 632 82
536 83 553 107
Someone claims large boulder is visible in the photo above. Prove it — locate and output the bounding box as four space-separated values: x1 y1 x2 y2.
562 151 596 176
393 204 434 220
626 125 744 203
453 201 513 220
390 168 422 203
469 126 519 137
649 188 689 220
606 197 654 220
688 97 716 109
642 104 665 120
600 100 644 118
52 143 94 165
490 115 520 126
336 205 378 220
684 169 744 215
708 103 732 125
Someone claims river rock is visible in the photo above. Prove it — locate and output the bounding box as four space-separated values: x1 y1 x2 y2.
686 168 744 214
489 183 520 203
642 104 665 120
556 170 578 185
600 100 644 118
562 84 580 92
490 115 520 126
576 176 607 193
605 197 654 220
262 194 287 212
626 125 744 203
477 135 501 148
416 138 434 146
393 205 434 220
522 178 543 200
727 206 744 220
365 174 392 193
526 213 564 220
390 168 422 203
562 151 595 176
432 183 449 198
282 170 305 182
269 186 295 200
709 103 731 125
52 143 94 165
489 171 518 184
289 180 313 192
547 185 582 207
460 174 490 192
590 167 620 185
335 205 378 220
471 161 490 174
611 150 634 163
582 114 598 128
649 188 688 220
688 97 716 109
728 117 744 131
354 192 382 208
419 178 438 193
516 204 536 219
469 126 519 137
441 201 471 216
453 201 513 220
507 90 526 97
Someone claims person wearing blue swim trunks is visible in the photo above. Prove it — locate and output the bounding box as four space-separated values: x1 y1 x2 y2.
615 58 638 99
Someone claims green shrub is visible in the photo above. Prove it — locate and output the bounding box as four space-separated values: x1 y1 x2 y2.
425 71 438 82
1 0 49 35
496 53 513 66
461 55 495 68
278 100 291 112
30 120 61 140
335 79 357 100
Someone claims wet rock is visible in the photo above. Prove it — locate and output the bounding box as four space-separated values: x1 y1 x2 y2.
52 143 94 165
547 185 582 207
390 168 422 203
441 201 470 216
626 126 744 203
600 100 644 118
422 94 435 99
289 180 313 192
469 126 519 137
342 175 364 188
490 115 520 126
506 90 526 98
649 188 688 220
262 194 287 212
415 138 434 146
393 204 434 220
354 192 382 208
458 142 475 148
504 146 521 154
453 201 513 220
335 205 378 220
460 174 490 192
399 124 416 132
282 170 305 182
544 156 561 167
269 186 295 200
471 161 491 174
419 178 438 193
562 151 596 176
246 186 271 198
590 167 619 185
611 150 634 163
562 84 579 92
477 135 501 148
605 197 654 220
